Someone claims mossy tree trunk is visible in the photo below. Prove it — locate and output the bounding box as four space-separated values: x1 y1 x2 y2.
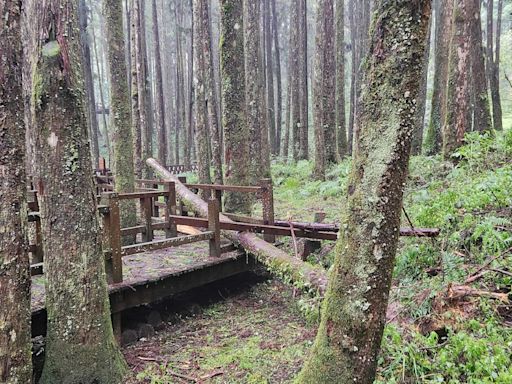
469 0 492 132
442 0 471 158
104 0 137 236
313 0 336 181
0 1 32 382
335 0 347 159
220 0 251 213
297 1 431 382
244 0 270 181
425 0 453 155
31 2 127 383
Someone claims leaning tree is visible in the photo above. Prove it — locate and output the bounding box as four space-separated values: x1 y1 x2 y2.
30 0 127 382
297 0 432 382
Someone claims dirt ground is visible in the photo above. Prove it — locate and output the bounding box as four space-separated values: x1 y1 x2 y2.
123 276 316 384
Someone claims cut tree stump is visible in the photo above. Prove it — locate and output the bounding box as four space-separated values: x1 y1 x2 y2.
147 158 328 295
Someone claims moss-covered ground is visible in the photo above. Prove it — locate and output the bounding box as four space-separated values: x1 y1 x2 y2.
127 131 512 383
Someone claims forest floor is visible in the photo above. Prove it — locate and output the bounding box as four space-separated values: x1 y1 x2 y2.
125 131 512 383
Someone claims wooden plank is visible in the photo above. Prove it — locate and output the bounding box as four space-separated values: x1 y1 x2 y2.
223 213 265 225
109 194 123 283
168 215 338 240
121 232 215 257
117 191 167 200
165 182 177 238
142 196 154 242
208 199 221 258
184 183 262 193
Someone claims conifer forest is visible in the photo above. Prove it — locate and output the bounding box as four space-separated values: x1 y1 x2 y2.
2 0 512 383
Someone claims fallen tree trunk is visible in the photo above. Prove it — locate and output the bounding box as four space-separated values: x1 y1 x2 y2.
147 158 328 295
273 220 440 237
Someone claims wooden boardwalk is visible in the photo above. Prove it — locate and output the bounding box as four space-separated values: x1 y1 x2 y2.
31 237 254 337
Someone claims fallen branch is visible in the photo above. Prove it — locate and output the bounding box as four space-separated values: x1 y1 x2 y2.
464 247 512 284
448 284 509 303
147 158 328 295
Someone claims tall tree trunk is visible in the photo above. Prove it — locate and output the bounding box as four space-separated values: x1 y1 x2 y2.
0 2 32 382
271 0 282 156
297 0 309 160
443 0 472 158
220 0 251 213
283 77 291 160
79 0 100 168
335 0 347 159
488 0 503 131
130 0 143 178
31 2 127 382
139 0 154 178
91 14 111 164
297 1 431 382
244 0 270 181
152 0 168 164
469 0 492 132
201 0 223 184
104 0 137 237
264 0 277 155
412 11 432 155
193 0 212 186
290 0 300 161
313 0 336 180
425 0 453 154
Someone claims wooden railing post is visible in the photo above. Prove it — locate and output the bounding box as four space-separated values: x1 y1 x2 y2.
214 188 222 211
178 176 188 216
208 198 221 258
260 178 275 243
152 183 160 217
165 181 177 238
142 195 154 242
108 193 123 284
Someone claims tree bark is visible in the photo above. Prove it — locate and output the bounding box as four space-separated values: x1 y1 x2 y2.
244 0 270 181
31 2 127 382
443 0 472 158
290 0 301 161
469 0 492 132
297 1 431 382
147 158 328 294
0 1 32 382
104 0 137 235
220 0 251 213
313 0 336 180
335 0 347 159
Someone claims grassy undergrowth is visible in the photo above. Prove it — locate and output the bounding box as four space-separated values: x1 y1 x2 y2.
132 131 511 383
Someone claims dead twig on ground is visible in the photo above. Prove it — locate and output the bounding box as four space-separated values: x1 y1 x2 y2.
464 247 512 284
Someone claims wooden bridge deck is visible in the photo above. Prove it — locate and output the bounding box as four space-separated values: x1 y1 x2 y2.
31 236 254 336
